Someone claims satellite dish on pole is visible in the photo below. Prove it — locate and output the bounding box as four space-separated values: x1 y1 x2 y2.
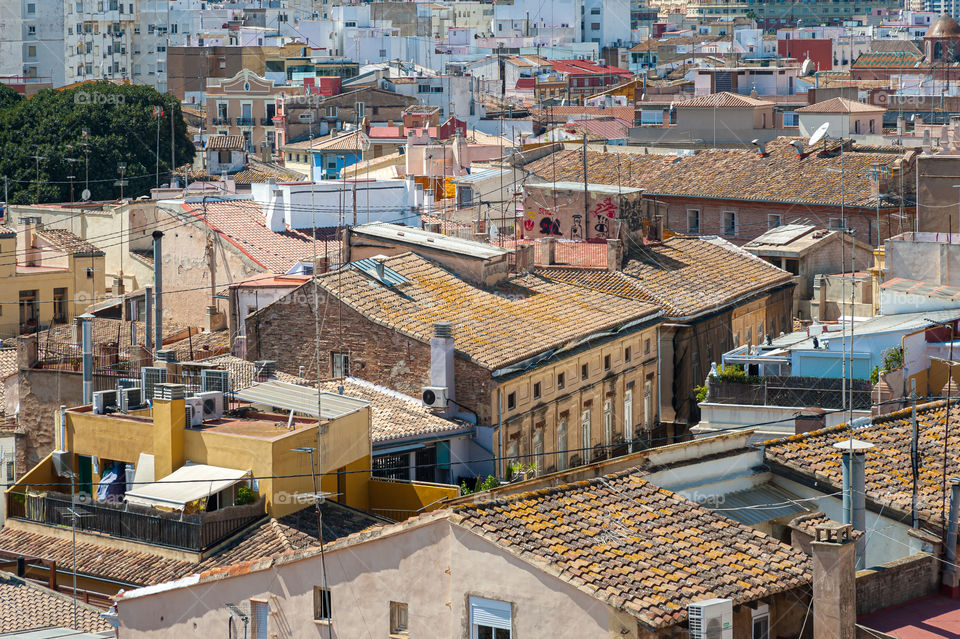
80 189 91 202
809 121 830 147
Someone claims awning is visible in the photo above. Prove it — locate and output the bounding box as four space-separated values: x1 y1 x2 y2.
124 464 250 509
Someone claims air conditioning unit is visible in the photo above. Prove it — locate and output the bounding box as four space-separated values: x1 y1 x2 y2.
201 369 230 394
117 377 139 391
92 390 118 414
688 599 733 639
119 386 142 413
197 391 223 420
141 366 168 400
184 396 204 427
421 386 448 410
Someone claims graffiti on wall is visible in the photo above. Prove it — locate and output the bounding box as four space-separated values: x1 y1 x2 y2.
521 195 625 240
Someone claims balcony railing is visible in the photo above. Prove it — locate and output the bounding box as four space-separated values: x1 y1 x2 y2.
212 117 231 126
236 117 255 126
8 491 266 552
706 375 873 410
260 117 275 126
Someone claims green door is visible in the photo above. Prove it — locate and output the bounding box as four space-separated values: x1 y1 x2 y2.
77 455 93 498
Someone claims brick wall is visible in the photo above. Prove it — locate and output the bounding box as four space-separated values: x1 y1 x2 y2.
244 284 497 424
855 553 939 616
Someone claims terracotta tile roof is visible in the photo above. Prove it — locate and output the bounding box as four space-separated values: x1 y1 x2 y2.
179 199 337 273
0 571 112 633
34 317 194 349
562 116 632 140
796 97 885 114
232 158 306 185
206 135 245 151
524 138 913 209
0 502 383 588
852 50 921 69
870 40 922 56
283 130 366 153
765 400 960 528
675 92 774 108
450 471 811 629
317 377 472 444
538 236 792 317
0 225 16 238
167 329 231 361
532 105 636 124
312 252 661 370
35 228 105 257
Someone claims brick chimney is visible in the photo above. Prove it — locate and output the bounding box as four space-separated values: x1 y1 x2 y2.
811 522 856 639
541 237 556 265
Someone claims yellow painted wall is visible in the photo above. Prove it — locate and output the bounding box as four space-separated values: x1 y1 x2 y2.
66 411 153 464
367 478 459 520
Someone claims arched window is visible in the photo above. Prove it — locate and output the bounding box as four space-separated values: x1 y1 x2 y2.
869 119 875 134
935 41 944 60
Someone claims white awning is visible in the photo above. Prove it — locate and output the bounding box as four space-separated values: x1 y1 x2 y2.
124 464 250 509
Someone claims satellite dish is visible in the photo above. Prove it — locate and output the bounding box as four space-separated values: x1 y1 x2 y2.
808 121 830 146
801 58 816 76
80 189 91 202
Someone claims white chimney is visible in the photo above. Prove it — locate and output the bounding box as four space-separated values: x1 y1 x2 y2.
430 322 455 414
265 188 286 233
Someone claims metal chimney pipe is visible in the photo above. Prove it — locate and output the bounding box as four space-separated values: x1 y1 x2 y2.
152 231 163 353
944 477 960 591
836 439 874 569
145 286 153 353
80 313 94 405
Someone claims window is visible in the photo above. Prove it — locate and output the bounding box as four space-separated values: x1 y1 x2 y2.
557 419 568 470
752 605 770 639
768 213 782 229
644 338 651 355
533 429 543 475
604 354 611 371
469 597 511 639
507 391 516 410
644 380 653 429
624 346 631 363
27 2 36 12
53 288 67 323
581 363 588 380
828 218 845 231
624 390 634 450
557 372 565 389
603 400 613 447
331 352 349 378
533 381 541 399
313 587 332 621
390 601 408 635
5 461 13 482
581 409 591 459
722 211 737 237
27 25 36 36
251 600 268 639
687 209 700 234
783 259 800 275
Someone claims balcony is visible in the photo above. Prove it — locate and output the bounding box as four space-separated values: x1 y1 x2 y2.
236 117 255 127
7 490 266 552
212 117 231 126
260 117 275 126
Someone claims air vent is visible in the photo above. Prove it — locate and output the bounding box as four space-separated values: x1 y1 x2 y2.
154 383 185 401
155 348 177 363
434 322 453 338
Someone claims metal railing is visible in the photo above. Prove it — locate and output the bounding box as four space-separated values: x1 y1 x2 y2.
10 491 266 552
707 375 873 410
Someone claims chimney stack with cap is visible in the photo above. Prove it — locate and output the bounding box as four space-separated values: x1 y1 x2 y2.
812 522 857 639
430 322 455 416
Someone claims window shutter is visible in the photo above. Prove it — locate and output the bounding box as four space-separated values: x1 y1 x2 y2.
470 597 511 630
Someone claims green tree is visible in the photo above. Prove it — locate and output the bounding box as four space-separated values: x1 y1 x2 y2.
0 82 194 204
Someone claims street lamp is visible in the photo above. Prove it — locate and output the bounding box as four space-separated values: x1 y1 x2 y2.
115 162 128 201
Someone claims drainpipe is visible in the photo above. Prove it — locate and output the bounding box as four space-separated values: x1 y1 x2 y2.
835 438 874 569
497 386 503 479
79 313 94 405
152 231 163 353
145 286 153 353
59 405 66 452
943 477 960 595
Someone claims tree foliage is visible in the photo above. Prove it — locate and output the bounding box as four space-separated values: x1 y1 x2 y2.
0 82 194 204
